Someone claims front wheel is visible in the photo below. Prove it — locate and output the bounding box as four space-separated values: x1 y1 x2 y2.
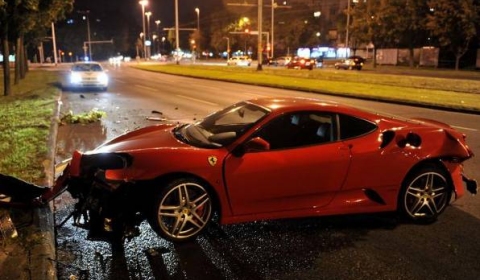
149 178 213 242
399 167 451 222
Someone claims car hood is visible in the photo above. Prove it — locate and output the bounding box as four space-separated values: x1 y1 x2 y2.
91 124 186 154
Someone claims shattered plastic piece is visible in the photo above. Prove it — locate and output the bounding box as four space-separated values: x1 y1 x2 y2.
146 117 166 121
0 210 18 239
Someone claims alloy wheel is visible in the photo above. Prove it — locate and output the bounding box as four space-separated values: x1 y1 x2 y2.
403 171 449 219
157 181 212 240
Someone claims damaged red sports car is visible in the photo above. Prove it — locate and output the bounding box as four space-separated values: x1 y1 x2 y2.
1 97 477 243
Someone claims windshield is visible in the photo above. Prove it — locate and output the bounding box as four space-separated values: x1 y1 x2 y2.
174 101 269 148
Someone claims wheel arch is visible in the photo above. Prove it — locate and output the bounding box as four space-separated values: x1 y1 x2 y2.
401 158 454 191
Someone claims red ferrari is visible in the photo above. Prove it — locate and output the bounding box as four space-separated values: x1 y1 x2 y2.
5 97 474 244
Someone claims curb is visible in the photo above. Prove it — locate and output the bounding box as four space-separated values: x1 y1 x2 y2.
27 89 63 280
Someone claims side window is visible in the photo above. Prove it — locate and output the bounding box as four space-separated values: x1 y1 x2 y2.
254 112 335 150
338 114 377 140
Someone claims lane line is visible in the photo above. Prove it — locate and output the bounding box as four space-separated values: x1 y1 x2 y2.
452 125 477 132
176 95 219 106
135 85 157 91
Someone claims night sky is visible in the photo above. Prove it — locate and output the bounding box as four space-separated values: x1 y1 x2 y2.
73 0 223 32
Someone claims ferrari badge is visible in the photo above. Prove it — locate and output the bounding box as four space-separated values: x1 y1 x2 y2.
208 156 217 166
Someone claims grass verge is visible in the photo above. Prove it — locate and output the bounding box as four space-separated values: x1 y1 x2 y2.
0 70 61 183
133 64 480 113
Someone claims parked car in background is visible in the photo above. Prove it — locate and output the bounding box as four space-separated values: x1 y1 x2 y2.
286 56 315 70
334 56 366 70
68 61 109 91
264 56 292 66
227 56 252 66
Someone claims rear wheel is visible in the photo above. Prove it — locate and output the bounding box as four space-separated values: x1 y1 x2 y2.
399 167 451 222
149 178 213 242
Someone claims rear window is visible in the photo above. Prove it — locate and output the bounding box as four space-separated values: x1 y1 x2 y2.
339 114 377 139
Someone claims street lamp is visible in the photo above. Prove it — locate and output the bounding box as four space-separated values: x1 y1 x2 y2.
139 0 148 59
195 8 200 31
271 0 276 58
346 0 351 51
174 0 180 64
78 10 92 61
155 20 161 54
195 8 200 58
224 37 230 61
145 11 152 39
145 11 152 58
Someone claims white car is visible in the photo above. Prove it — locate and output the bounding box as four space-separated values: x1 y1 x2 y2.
227 56 252 66
68 62 108 91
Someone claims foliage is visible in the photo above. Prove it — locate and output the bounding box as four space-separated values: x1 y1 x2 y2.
0 70 60 182
0 0 74 96
426 0 479 70
60 109 106 124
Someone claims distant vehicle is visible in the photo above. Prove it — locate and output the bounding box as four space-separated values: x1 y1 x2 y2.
286 56 315 70
334 56 366 70
227 56 252 66
68 62 108 91
265 56 292 66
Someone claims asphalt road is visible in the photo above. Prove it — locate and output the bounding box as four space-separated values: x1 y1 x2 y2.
54 64 480 280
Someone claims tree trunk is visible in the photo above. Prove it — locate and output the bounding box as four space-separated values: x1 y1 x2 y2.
14 37 20 85
408 47 415 68
2 37 11 96
455 55 461 71
19 36 26 79
23 41 29 75
373 47 377 68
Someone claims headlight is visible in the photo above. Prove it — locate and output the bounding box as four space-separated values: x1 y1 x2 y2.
97 73 108 85
70 73 81 84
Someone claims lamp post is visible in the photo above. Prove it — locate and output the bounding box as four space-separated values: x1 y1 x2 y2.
271 0 276 58
224 37 230 61
145 11 152 58
78 10 92 61
346 0 350 52
139 0 148 59
195 8 200 31
155 20 161 54
174 0 180 64
195 8 200 58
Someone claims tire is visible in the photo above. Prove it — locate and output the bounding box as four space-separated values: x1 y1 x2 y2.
149 178 213 242
399 166 451 222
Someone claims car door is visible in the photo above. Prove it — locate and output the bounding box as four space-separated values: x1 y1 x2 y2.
223 112 351 215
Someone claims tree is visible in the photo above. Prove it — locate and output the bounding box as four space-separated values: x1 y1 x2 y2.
0 0 73 96
349 0 430 67
426 0 479 70
349 0 385 67
390 0 430 67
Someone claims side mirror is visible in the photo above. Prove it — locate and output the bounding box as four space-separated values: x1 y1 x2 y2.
232 137 270 157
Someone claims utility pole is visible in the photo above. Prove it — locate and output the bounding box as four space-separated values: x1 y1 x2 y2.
346 0 350 52
257 0 263 70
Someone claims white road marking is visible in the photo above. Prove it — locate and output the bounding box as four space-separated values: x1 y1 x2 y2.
135 85 157 91
452 125 477 132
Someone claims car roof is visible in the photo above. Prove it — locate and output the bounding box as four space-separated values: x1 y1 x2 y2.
245 97 387 121
246 97 342 112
